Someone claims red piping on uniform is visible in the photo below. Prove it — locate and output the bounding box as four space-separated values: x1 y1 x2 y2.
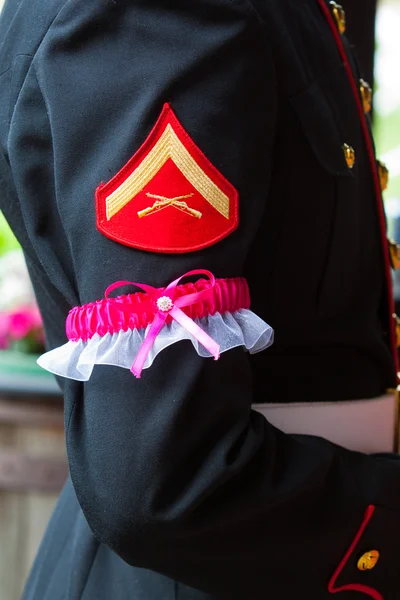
328 505 382 599
317 0 399 379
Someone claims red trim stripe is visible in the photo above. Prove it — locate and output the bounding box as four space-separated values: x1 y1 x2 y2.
317 0 398 380
328 505 382 599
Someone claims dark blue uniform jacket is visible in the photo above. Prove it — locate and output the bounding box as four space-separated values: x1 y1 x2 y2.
0 0 400 598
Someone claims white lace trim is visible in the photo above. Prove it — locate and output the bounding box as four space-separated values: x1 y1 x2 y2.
37 309 274 381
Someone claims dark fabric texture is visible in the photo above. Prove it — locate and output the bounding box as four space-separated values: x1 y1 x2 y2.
0 0 400 598
345 0 377 108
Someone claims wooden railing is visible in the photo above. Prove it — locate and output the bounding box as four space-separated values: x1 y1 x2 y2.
0 386 67 600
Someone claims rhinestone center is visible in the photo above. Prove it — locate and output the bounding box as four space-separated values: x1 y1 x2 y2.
157 296 173 312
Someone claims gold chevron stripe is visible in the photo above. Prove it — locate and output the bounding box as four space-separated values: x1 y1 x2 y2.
106 124 230 220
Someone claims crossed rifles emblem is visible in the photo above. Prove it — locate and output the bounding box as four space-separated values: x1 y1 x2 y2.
137 193 203 219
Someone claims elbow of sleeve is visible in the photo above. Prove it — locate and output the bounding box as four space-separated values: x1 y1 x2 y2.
91 505 155 565
71 461 187 565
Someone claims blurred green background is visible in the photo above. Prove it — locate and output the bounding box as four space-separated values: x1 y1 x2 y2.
0 212 19 257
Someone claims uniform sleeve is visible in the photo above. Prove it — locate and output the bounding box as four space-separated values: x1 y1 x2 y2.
7 0 400 597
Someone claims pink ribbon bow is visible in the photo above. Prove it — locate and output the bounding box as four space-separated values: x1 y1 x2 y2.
104 270 221 378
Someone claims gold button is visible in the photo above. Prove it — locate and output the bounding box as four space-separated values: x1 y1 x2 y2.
360 79 372 114
357 550 380 571
389 239 400 270
377 160 389 191
330 2 346 34
343 144 356 169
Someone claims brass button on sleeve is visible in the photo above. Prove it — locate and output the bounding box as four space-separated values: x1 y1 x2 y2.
360 79 372 114
357 550 380 571
330 2 346 34
343 144 356 169
389 239 400 270
377 160 389 191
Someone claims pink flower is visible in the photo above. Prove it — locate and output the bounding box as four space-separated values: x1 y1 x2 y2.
8 306 42 339
0 313 10 349
0 305 44 350
26 305 42 329
8 310 33 340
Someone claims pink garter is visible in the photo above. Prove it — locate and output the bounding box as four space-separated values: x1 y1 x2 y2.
37 270 273 381
67 275 250 342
